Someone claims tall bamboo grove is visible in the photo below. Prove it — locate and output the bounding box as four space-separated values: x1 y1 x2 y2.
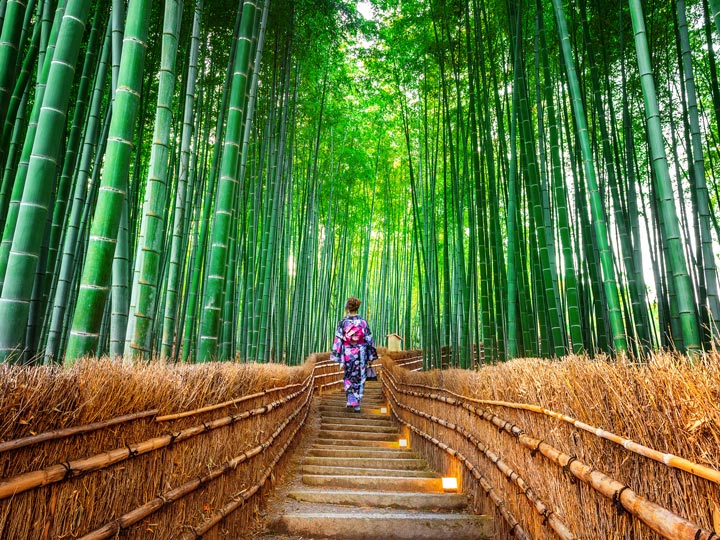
0 0 718 366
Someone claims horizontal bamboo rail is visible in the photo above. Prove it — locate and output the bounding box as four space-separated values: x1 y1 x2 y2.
155 378 308 422
0 409 158 453
384 389 530 540
0 377 312 500
79 388 313 540
384 372 575 540
399 379 720 486
313 369 343 381
385 369 716 540
179 395 312 540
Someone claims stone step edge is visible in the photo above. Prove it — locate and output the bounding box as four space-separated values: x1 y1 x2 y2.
287 489 468 510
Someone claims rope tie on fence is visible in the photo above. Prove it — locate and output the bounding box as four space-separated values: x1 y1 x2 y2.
168 432 180 448
202 421 212 432
613 485 630 515
563 455 577 483
196 474 207 488
125 444 139 458
530 439 543 457
61 461 74 480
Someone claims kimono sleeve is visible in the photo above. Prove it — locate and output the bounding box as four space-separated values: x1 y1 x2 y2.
330 320 344 363
365 321 379 361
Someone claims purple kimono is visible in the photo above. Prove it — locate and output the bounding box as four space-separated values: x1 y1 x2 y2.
330 315 378 407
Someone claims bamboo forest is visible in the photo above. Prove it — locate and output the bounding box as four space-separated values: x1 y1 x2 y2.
1 0 720 367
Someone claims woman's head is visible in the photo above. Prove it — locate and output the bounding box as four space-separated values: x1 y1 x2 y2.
345 296 361 313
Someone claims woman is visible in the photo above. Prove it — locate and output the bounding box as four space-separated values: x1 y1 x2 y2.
330 296 378 412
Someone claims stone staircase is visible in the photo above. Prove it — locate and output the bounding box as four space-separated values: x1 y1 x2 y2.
259 381 493 540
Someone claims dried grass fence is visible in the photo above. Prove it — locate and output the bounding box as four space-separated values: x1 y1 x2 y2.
382 351 720 540
0 354 323 539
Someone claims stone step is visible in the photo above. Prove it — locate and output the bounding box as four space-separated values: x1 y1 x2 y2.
269 511 494 540
318 412 388 421
303 456 426 470
308 447 418 459
318 429 397 441
320 419 395 430
320 422 398 433
302 464 435 477
318 406 389 417
302 474 444 493
287 489 468 510
319 402 387 411
320 413 392 423
314 438 401 448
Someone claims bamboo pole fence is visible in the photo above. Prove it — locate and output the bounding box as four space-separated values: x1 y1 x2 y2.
0 357 317 539
387 396 533 540
382 353 720 540
444 395 720 485
383 378 575 540
0 374 313 500
79 387 313 540
0 409 158 453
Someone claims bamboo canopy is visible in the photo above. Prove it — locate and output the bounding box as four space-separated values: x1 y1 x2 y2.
0 0 717 365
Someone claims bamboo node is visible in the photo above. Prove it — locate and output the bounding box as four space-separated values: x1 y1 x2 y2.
612 485 630 515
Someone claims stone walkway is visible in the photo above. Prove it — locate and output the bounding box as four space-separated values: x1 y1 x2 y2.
256 381 493 540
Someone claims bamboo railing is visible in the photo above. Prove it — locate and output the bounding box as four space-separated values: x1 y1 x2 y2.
0 409 158 453
0 357 319 539
382 354 718 540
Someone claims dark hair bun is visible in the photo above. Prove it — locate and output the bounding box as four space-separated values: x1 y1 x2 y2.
345 296 361 312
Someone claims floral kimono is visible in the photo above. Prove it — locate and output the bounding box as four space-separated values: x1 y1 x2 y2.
330 315 378 408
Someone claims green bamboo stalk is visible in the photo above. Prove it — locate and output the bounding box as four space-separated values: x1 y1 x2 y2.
197 0 259 362
65 0 151 363
551 0 627 353
0 0 27 131
161 0 203 360
629 0 700 353
0 0 90 362
676 0 720 338
124 0 183 359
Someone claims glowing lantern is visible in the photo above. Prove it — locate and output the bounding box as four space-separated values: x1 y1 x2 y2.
442 477 458 491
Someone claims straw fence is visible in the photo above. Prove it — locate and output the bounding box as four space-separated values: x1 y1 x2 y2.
5 346 715 539
382 351 720 540
0 355 320 539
